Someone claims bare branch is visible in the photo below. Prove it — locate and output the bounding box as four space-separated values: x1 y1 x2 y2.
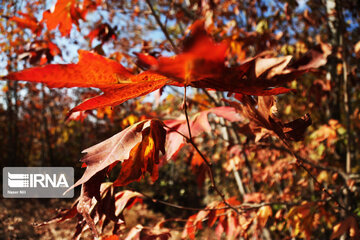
145 0 179 53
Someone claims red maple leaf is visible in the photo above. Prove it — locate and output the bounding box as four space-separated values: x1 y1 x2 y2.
4 50 170 116
137 20 331 96
42 0 100 36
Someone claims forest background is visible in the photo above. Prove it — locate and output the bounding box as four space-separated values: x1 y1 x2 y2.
0 0 359 239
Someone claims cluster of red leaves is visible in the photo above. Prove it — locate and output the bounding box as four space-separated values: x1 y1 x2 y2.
182 197 241 239
4 20 330 117
182 197 274 239
7 0 102 67
137 20 331 96
67 119 166 192
42 0 101 36
286 201 340 239
226 94 312 144
9 1 101 37
36 183 142 240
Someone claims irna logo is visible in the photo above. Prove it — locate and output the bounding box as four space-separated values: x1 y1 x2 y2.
8 172 69 188
3 167 74 198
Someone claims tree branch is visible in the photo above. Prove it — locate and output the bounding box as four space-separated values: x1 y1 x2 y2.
137 187 317 211
278 141 350 214
145 0 179 53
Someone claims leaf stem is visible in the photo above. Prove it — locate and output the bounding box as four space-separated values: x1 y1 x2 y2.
183 86 192 140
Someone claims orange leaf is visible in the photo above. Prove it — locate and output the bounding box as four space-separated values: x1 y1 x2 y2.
42 0 78 36
67 72 169 115
114 120 166 186
257 206 273 228
137 20 227 85
66 119 166 192
9 12 41 35
330 216 359 240
42 0 100 36
101 235 119 240
4 50 169 114
138 20 331 96
190 151 208 188
6 50 132 88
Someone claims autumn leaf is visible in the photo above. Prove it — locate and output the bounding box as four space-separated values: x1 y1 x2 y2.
330 216 359 240
190 151 208 188
164 106 243 160
136 20 228 85
9 12 41 35
42 0 75 36
182 197 241 240
3 50 170 115
254 56 293 78
6 50 132 88
256 206 273 228
42 0 79 36
41 0 102 36
66 72 169 116
114 190 143 216
137 20 331 96
65 119 166 194
114 120 166 186
225 95 311 143
289 42 332 71
37 181 143 240
88 23 117 43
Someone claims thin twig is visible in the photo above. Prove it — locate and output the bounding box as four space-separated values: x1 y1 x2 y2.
203 90 255 191
137 187 313 211
145 0 179 53
139 190 204 211
202 89 220 106
183 86 192 140
297 162 348 212
182 87 241 215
